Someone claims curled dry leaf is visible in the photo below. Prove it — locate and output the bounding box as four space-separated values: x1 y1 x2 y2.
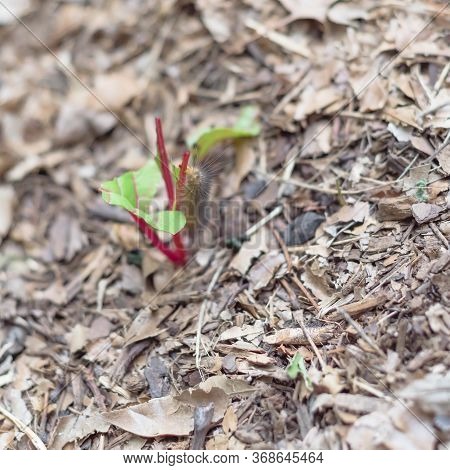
264 324 335 346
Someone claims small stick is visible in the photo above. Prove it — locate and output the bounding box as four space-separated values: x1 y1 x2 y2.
271 226 292 272
338 307 385 357
430 221 449 249
280 278 299 309
195 258 228 376
245 205 283 238
294 310 326 370
0 403 47 450
434 63 450 94
291 273 320 313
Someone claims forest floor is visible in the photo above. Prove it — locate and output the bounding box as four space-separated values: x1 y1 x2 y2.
0 0 450 450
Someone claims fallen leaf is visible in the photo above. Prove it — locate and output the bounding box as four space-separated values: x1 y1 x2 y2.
222 406 238 435
230 230 268 275
327 201 370 225
49 407 110 449
223 139 257 197
102 376 253 438
124 307 171 346
411 202 444 224
248 252 285 291
436 145 450 175
66 324 89 354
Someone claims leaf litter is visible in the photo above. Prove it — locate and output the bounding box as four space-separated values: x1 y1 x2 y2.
0 0 450 452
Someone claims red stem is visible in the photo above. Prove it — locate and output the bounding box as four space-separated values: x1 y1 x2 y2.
130 212 185 265
171 151 191 265
155 117 175 209
176 150 191 199
153 118 187 265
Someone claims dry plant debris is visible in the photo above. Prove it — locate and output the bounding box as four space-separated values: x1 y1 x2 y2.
0 0 450 451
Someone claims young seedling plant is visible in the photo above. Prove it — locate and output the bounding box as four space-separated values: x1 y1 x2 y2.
100 107 260 266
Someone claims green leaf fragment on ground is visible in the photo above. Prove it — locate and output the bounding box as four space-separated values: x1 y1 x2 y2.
186 105 261 157
286 352 313 390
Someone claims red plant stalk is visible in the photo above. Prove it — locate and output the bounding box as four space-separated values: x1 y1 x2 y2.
177 150 191 196
155 117 175 209
130 212 185 266
154 117 187 264
171 150 191 264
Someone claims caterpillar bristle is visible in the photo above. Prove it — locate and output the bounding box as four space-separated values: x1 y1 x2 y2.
178 154 224 229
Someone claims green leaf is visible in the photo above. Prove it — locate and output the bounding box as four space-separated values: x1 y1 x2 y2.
186 105 261 158
100 161 186 235
286 352 313 390
148 210 186 234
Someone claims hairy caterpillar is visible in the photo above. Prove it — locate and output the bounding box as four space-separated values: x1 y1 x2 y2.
178 152 223 231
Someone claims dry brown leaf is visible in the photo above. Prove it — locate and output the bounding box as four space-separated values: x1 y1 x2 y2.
66 324 89 354
248 252 285 291
124 307 170 347
230 230 268 275
295 86 342 121
383 105 422 130
359 79 388 112
219 322 265 342
102 376 253 438
411 202 444 224
222 406 238 435
436 145 450 175
326 201 370 226
302 266 334 303
223 139 257 197
50 407 110 450
410 135 434 155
